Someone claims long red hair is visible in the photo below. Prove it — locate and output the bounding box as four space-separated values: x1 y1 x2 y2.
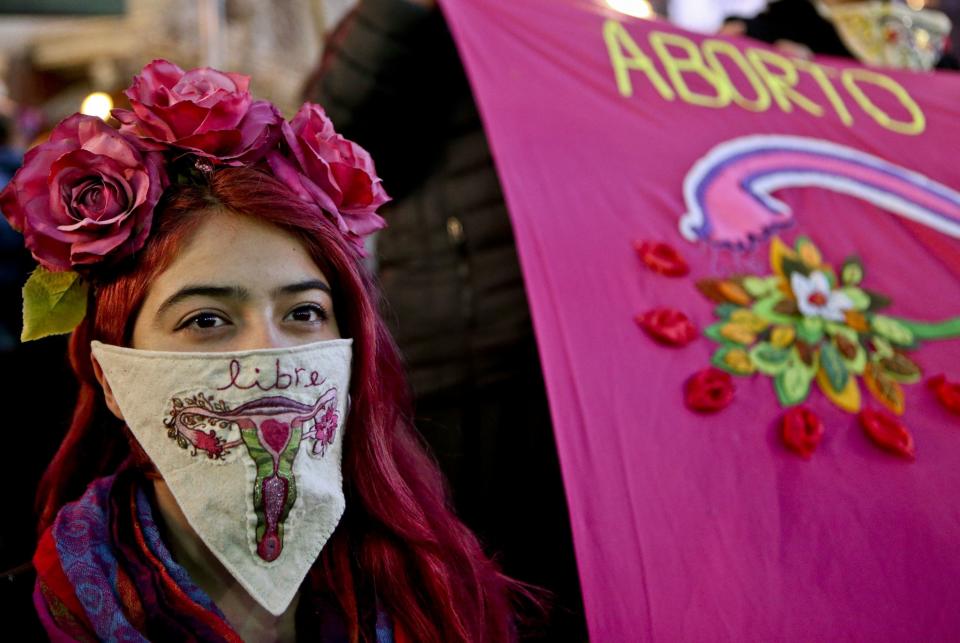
36 167 518 642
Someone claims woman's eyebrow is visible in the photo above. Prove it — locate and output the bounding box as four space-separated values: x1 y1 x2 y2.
156 285 250 316
273 280 332 296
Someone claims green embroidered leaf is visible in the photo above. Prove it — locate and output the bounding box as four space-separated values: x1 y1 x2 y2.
839 287 870 311
871 315 915 347
796 317 824 344
781 256 810 280
775 357 814 406
829 328 867 375
705 322 733 345
870 336 895 359
714 303 738 320
841 257 864 285
753 295 796 325
864 290 891 311
749 343 791 375
711 346 756 375
742 276 774 298
824 322 853 339
819 342 849 392
878 352 922 384
21 268 88 342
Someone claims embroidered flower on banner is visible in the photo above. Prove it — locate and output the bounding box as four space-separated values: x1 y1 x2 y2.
696 236 960 418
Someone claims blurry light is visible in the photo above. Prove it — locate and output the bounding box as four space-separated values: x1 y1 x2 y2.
915 28 931 49
80 92 113 121
606 0 654 19
906 0 925 9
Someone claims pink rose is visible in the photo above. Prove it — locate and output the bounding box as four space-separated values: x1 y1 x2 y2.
0 114 166 271
267 103 389 249
112 59 281 165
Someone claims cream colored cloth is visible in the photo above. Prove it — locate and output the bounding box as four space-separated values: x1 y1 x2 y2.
91 339 352 616
816 1 952 71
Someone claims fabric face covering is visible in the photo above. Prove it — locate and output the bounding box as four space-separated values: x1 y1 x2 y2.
90 338 352 616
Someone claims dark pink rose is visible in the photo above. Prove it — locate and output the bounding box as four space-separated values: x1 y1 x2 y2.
0 114 166 271
112 59 281 165
267 103 389 249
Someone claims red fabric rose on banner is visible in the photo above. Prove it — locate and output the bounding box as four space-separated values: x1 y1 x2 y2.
928 375 960 416
636 308 698 346
112 59 281 165
781 407 824 459
0 114 166 271
684 368 735 413
267 103 389 249
859 408 915 459
634 240 689 277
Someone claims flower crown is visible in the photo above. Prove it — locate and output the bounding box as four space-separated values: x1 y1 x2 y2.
0 59 389 342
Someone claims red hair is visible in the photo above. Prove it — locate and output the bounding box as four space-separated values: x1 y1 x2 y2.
36 167 518 642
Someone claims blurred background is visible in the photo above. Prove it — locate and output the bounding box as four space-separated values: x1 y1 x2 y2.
1 0 958 144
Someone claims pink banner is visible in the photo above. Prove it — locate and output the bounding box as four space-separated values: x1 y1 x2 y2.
439 0 960 640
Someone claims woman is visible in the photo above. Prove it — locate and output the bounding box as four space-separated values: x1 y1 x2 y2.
1 60 518 641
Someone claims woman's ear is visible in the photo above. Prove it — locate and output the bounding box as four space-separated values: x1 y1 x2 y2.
91 356 125 421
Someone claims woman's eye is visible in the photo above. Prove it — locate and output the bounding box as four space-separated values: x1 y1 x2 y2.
287 304 328 323
177 312 228 331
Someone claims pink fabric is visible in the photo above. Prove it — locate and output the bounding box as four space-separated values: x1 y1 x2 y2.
439 1 960 640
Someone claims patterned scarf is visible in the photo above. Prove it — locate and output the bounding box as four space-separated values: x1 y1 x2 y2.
33 467 396 642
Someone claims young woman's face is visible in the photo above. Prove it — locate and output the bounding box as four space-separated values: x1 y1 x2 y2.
131 210 341 352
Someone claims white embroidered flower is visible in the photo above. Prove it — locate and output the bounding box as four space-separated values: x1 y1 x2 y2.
790 271 854 322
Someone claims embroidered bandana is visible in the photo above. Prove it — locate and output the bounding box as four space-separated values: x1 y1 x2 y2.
90 338 352 616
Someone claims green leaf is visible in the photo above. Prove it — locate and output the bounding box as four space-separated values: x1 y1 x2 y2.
870 336 895 359
705 322 733 345
878 352 922 384
21 267 88 342
749 343 791 375
714 303 738 320
742 276 773 298
871 315 915 347
781 256 810 279
711 346 755 375
841 257 864 285
864 290 891 311
839 287 870 311
775 357 814 406
819 342 849 392
796 317 824 344
753 295 796 325
827 326 867 375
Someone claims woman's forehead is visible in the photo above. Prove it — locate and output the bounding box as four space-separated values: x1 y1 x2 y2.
147 211 330 301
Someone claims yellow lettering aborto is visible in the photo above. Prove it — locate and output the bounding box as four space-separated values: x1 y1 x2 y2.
603 20 675 100
796 60 854 126
649 32 731 108
702 39 771 112
745 49 824 117
842 68 926 135
600 20 927 137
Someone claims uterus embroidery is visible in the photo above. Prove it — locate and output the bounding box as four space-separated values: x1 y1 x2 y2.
164 388 340 562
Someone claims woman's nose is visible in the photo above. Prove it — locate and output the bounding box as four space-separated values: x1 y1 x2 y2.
237 317 293 351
